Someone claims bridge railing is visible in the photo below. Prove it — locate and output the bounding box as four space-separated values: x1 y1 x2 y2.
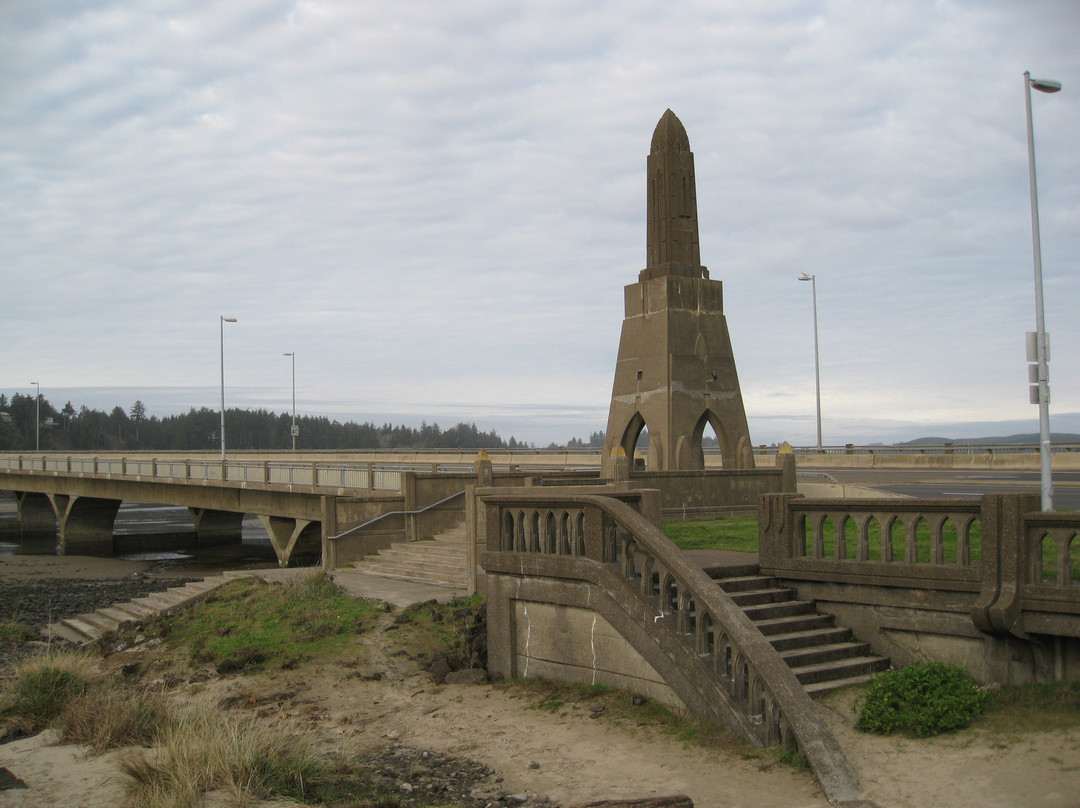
154 459 189 479
316 463 367 489
758 492 1080 637
0 453 410 493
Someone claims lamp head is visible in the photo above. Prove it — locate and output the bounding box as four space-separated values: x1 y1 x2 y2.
798 273 814 282
222 317 237 323
1030 77 1062 94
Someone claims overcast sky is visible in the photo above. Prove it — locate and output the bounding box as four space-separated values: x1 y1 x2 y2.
2 1 1079 447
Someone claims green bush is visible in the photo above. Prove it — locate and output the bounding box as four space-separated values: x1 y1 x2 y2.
855 662 986 737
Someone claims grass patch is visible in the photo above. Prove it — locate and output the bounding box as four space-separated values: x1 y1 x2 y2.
1 650 99 732
148 571 383 673
0 649 170 751
855 663 987 737
0 619 39 644
663 516 759 552
978 679 1080 735
388 593 486 673
119 705 383 808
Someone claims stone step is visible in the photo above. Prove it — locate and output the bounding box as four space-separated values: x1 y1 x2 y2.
740 600 816 622
715 574 778 593
803 672 881 698
340 520 469 587
790 654 891 686
353 558 469 583
353 566 468 587
766 626 854 652
75 611 121 633
726 587 798 607
711 564 891 700
366 551 466 569
747 613 836 637
132 593 181 611
59 616 102 641
43 621 88 644
109 601 157 620
780 641 876 669
96 606 139 627
43 571 260 646
377 544 467 562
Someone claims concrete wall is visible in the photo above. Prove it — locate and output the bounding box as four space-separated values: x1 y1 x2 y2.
758 492 1080 684
631 468 786 520
501 593 684 710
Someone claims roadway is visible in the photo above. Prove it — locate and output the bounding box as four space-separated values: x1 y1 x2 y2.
801 467 1080 510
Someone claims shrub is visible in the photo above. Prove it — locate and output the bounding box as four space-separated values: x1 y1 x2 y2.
855 662 986 737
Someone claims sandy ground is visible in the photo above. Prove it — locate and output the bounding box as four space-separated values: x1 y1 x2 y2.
0 554 156 580
2 556 1080 808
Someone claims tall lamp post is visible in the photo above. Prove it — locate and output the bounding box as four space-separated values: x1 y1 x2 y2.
1024 70 1062 512
30 381 40 452
219 316 237 461
798 274 823 451
283 352 297 451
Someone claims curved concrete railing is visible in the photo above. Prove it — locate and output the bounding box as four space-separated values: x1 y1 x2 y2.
478 491 861 804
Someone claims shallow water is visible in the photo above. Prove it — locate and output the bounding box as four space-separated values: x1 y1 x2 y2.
0 500 281 573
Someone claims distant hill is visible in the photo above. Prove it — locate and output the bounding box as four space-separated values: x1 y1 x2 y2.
902 433 1080 446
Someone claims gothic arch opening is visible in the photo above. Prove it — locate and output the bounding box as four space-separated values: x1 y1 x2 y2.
690 410 732 470
618 412 650 471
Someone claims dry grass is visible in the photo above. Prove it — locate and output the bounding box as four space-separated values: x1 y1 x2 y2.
58 684 172 753
0 649 101 734
118 705 326 808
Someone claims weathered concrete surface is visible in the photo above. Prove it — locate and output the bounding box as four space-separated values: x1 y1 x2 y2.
602 111 754 475
759 492 1080 684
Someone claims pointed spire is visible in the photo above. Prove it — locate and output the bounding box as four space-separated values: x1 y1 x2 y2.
645 109 703 277
650 109 690 155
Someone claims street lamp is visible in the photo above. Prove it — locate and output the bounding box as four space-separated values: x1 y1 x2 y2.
220 316 237 461
30 381 39 452
1024 70 1061 512
283 352 297 451
798 274 823 451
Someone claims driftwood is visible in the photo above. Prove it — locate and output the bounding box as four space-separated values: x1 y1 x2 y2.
569 796 693 808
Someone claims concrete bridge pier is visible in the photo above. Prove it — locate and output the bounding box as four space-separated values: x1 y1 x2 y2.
189 508 244 546
259 515 320 567
51 494 122 557
15 492 58 553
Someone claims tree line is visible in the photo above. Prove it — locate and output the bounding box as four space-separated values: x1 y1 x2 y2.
0 393 603 452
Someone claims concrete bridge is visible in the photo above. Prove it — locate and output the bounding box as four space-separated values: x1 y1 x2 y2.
0 452 463 565
0 450 787 566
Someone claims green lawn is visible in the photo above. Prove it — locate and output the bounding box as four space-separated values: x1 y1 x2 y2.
662 516 759 552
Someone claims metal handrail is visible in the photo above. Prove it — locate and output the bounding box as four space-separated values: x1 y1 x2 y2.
327 490 465 541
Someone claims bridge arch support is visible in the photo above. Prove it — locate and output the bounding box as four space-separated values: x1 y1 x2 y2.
189 508 244 547
15 492 58 553
259 515 321 567
50 494 122 557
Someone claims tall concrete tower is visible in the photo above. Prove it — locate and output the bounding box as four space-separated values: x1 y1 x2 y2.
601 110 755 474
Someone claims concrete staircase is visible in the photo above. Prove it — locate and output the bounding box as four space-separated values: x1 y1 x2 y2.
348 524 469 588
711 567 890 697
43 570 258 645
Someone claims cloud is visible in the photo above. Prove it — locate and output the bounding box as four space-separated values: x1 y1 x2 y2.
1 0 1078 446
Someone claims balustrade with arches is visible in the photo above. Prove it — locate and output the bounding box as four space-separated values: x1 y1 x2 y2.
759 492 1080 642
480 492 832 757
